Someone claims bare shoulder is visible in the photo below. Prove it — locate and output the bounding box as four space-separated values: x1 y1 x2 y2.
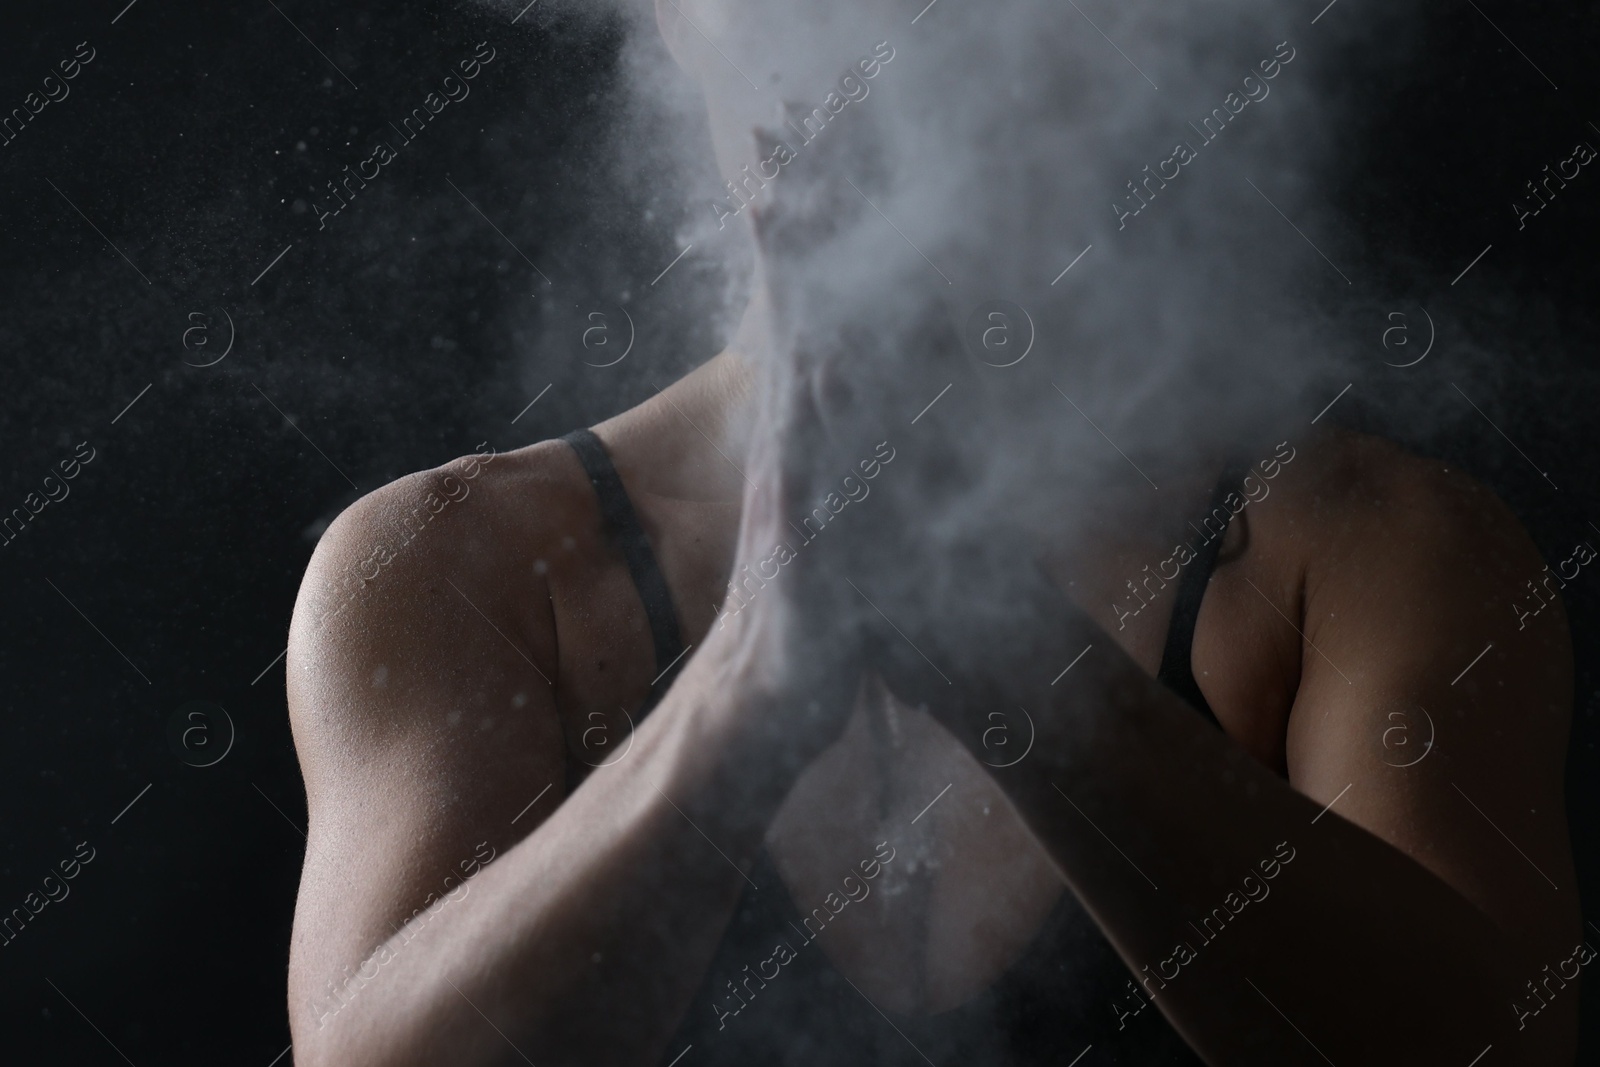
1264 427 1531 555
1260 428 1576 953
1264 425 1571 733
1256 427 1560 657
285 437 602 825
1276 427 1570 709
294 439 591 644
1199 428 1559 766
285 440 605 1034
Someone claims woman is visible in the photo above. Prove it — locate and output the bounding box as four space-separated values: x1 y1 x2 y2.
284 2 1582 1064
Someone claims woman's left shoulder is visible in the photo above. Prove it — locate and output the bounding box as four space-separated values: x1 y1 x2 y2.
1249 425 1568 691
1264 426 1536 562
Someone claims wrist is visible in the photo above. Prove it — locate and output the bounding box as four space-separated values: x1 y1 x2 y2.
919 591 1115 778
656 644 819 823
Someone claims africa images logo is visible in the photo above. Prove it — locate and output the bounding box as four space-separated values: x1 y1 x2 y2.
311 42 498 231
1112 40 1296 231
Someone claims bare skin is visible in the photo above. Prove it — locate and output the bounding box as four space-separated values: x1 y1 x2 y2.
285 316 1579 1065
284 5 1580 1065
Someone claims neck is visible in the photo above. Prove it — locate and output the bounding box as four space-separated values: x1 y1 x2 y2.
592 274 768 503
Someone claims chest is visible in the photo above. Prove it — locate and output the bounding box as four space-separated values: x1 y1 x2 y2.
764 682 1067 1015
559 488 1301 1013
761 553 1300 1014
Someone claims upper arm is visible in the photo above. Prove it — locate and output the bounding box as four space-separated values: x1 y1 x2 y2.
1284 441 1577 958
284 457 564 1031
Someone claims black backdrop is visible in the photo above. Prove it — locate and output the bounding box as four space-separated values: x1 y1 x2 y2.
2 1 1598 1065
0 1 720 1062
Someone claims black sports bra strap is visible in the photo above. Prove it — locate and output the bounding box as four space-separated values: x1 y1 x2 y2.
1156 462 1252 726
562 429 688 713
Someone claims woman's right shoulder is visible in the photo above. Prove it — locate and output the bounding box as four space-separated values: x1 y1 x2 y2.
286 437 604 726
300 439 596 618
284 440 603 943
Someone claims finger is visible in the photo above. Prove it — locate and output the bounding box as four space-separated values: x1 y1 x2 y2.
776 370 831 520
748 98 885 337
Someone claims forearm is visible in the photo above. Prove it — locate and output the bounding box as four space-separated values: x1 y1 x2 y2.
955 611 1529 1065
294 664 806 1067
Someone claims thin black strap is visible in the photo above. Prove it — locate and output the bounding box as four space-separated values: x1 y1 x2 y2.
562 429 688 716
1157 463 1252 726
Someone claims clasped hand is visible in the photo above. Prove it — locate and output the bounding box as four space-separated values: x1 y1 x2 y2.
698 102 1088 760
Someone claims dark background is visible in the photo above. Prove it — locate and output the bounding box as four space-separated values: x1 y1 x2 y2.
1 1 1597 1064
0 1 719 1062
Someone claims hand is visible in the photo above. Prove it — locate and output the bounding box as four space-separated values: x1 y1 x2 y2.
693 377 876 771
738 96 1073 752
746 99 888 330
